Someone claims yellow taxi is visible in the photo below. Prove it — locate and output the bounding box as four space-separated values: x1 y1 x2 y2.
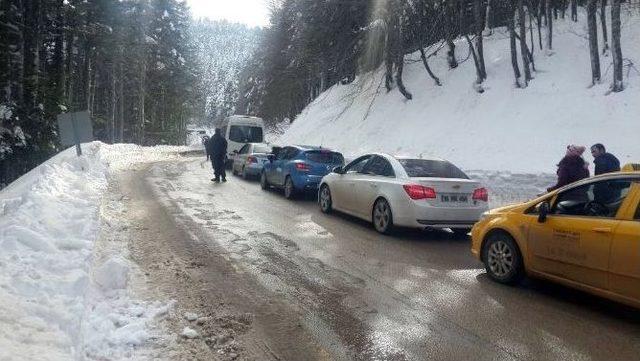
471 171 640 308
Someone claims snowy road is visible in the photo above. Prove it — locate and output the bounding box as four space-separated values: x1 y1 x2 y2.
118 155 640 361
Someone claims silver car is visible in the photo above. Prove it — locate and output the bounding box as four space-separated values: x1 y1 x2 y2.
318 153 489 234
231 143 272 179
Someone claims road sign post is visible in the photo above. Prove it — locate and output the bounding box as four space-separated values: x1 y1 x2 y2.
57 111 93 157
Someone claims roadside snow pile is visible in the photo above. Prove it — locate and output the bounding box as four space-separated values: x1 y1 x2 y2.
0 142 184 360
281 11 640 174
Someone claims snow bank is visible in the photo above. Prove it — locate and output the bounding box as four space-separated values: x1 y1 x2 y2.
281 11 640 174
0 142 184 360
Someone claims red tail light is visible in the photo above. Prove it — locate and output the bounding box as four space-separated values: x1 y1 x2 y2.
247 156 257 163
295 162 311 172
473 187 488 202
403 184 437 200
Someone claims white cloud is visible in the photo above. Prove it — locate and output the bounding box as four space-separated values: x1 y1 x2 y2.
186 0 270 27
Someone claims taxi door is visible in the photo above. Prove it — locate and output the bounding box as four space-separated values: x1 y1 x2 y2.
608 182 640 303
528 180 626 290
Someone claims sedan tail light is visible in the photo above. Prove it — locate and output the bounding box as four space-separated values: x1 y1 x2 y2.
472 187 488 202
295 162 311 172
403 184 437 200
247 156 258 163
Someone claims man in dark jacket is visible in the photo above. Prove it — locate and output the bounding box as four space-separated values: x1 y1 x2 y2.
591 143 620 175
547 145 590 192
209 128 228 182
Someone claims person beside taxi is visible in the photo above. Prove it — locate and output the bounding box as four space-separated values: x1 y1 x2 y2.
591 143 620 175
547 144 589 192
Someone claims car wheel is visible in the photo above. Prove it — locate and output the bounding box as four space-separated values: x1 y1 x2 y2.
260 172 269 190
231 165 237 176
284 176 296 199
241 166 248 180
319 185 332 213
482 232 524 285
372 198 393 234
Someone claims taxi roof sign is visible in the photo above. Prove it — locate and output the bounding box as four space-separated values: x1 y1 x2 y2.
621 163 640 172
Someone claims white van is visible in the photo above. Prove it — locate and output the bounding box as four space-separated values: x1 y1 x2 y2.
219 115 265 164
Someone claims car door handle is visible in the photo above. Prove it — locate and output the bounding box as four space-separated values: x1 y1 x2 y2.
592 227 612 233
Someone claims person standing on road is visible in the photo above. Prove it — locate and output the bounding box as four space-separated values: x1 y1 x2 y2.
547 145 590 192
211 128 228 182
591 143 620 176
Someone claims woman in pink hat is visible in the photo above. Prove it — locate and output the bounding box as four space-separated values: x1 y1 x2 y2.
547 145 590 192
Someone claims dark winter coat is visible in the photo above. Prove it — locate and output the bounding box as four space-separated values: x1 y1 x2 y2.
547 155 590 192
594 152 620 176
210 133 228 159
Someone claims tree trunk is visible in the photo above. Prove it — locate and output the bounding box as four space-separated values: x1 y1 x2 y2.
445 0 458 68
484 0 493 35
509 10 522 87
394 6 412 100
600 0 609 55
419 48 442 86
110 64 116 143
465 35 484 86
546 0 553 51
22 0 42 110
610 0 623 92
587 0 602 84
474 0 487 79
395 54 412 100
571 0 578 21
518 0 532 83
118 57 124 142
537 0 543 50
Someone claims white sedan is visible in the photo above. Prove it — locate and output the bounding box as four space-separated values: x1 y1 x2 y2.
318 153 489 234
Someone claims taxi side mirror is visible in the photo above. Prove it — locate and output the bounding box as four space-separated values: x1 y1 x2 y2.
538 202 550 223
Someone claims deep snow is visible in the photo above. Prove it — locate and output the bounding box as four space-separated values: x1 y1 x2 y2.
0 142 185 360
280 10 640 174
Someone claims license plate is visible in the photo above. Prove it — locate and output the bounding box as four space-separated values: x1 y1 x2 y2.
441 194 468 202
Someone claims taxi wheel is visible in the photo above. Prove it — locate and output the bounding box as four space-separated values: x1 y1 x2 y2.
482 232 524 285
319 185 332 213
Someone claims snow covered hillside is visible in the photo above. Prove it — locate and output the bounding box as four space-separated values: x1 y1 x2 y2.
0 143 184 360
281 11 640 174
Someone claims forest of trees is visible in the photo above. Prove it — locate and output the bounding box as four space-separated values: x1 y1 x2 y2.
0 0 199 186
1 0 637 187
237 0 635 123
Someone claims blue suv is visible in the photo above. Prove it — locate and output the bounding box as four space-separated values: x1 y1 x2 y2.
261 145 345 199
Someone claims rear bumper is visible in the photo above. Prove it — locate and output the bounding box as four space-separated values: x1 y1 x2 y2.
244 163 264 175
391 199 487 229
416 219 478 228
292 174 323 191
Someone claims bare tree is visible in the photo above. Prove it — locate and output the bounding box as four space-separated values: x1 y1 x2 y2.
610 0 623 91
600 0 609 55
587 0 601 84
419 48 442 86
545 0 553 51
508 8 522 87
518 0 532 84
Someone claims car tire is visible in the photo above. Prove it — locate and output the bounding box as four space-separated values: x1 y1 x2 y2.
372 198 393 234
231 166 237 176
319 185 332 213
241 166 248 180
482 232 524 285
260 172 269 190
284 176 296 200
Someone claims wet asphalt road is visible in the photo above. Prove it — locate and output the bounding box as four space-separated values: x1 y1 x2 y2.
148 158 640 361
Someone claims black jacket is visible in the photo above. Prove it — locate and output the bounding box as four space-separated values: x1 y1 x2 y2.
594 153 620 175
209 133 227 158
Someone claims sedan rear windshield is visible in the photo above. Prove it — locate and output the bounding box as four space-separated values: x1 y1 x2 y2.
253 144 271 154
398 159 469 179
229 126 263 143
305 151 344 164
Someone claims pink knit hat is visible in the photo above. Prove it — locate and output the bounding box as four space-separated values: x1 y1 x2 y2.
566 144 586 157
